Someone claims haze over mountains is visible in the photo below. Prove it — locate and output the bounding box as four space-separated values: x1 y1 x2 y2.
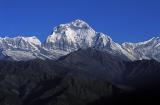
0 19 159 61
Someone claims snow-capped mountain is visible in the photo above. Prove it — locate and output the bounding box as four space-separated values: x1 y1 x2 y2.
45 19 96 51
0 36 41 50
45 19 134 60
93 32 135 60
0 36 44 60
0 19 159 61
122 37 160 61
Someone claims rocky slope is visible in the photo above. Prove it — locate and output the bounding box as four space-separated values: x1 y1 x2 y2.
0 49 160 105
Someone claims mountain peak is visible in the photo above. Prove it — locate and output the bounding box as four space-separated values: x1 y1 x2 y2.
73 19 86 23
122 37 160 46
122 37 160 61
0 20 160 62
20 36 41 46
72 19 87 24
71 19 90 29
150 37 160 43
142 37 160 44
71 19 89 27
45 19 96 51
51 19 90 35
1 36 41 46
151 36 160 39
0 36 41 51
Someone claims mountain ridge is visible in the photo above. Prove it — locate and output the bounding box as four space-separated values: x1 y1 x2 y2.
0 19 159 61
0 48 160 105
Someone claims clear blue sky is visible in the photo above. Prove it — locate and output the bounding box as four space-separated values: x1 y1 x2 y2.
0 0 160 43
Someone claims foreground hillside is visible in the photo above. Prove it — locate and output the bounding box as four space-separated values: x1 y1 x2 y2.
0 49 160 105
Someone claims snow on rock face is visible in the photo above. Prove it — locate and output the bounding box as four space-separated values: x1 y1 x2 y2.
45 19 96 52
93 33 135 60
0 19 159 61
0 36 42 61
45 18 135 60
122 37 160 61
45 19 133 60
0 36 41 51
45 20 160 61
2 50 37 61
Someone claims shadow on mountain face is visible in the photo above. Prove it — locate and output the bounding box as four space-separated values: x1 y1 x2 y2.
88 83 160 105
88 92 160 105
0 56 123 105
59 48 160 87
123 60 160 88
0 48 160 105
58 48 126 83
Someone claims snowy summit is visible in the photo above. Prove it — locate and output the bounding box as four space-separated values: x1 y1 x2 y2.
0 19 159 61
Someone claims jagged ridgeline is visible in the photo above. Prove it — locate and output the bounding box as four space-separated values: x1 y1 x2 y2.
0 19 160 61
